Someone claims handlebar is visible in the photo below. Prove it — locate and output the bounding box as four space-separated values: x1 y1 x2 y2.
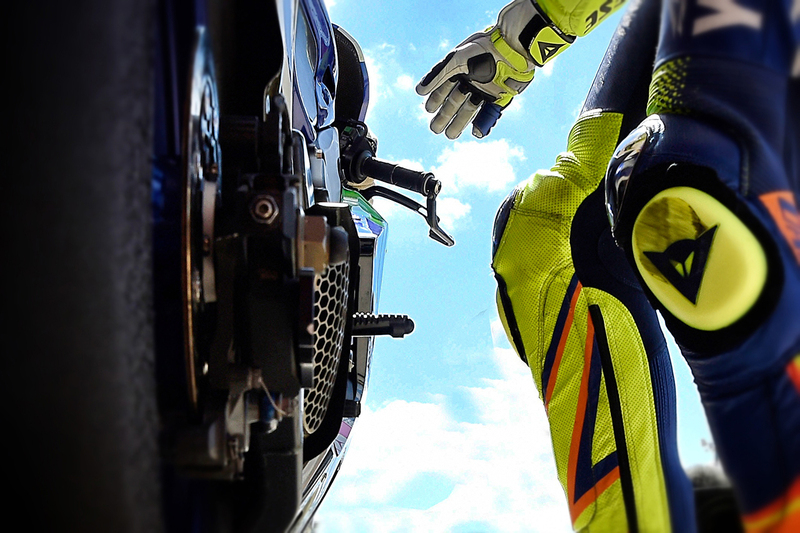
338 120 454 246
358 156 441 197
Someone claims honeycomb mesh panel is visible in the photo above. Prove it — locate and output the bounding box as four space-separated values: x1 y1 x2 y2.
646 57 689 116
304 260 350 435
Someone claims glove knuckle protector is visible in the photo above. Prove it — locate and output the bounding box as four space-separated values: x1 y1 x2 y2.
418 0 578 138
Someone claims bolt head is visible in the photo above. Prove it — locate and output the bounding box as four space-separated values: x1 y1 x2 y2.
249 195 280 226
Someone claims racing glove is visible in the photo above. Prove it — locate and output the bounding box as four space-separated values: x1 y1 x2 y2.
416 0 575 139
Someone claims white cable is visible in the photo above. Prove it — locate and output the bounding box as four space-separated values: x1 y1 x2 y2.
259 379 289 419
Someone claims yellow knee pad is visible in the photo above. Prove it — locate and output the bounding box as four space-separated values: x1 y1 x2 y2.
612 162 783 354
632 186 768 331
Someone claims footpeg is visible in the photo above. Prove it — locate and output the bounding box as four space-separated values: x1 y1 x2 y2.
351 313 414 338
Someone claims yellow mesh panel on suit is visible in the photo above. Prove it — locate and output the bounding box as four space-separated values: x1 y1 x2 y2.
592 373 614 465
493 110 671 531
547 295 589 488
494 205 573 396
583 287 671 532
551 291 628 532
493 109 622 391
647 58 690 115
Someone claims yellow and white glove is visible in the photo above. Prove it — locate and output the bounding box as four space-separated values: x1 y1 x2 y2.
416 0 575 139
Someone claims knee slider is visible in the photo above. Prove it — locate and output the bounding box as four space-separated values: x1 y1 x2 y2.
605 115 783 354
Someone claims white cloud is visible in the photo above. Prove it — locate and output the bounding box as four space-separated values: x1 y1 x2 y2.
416 99 432 123
366 160 471 231
315 343 571 533
503 97 524 116
363 44 396 121
369 196 403 222
438 38 451 50
539 57 557 77
490 317 511 348
432 139 525 193
395 74 416 91
436 197 471 229
391 158 425 172
364 54 383 122
324 0 336 7
571 101 584 121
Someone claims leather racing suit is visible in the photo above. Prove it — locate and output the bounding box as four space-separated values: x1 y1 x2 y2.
420 0 800 531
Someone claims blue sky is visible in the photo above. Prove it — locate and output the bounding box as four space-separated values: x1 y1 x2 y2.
314 1 715 531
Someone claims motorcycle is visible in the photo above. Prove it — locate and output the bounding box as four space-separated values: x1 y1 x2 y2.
8 0 451 530
151 0 453 531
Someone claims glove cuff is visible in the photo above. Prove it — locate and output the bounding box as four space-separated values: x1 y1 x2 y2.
497 0 575 67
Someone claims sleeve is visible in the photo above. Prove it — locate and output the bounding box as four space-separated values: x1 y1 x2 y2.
538 0 627 37
494 0 628 69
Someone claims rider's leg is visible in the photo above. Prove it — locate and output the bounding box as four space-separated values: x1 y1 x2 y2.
492 0 697 530
606 0 800 529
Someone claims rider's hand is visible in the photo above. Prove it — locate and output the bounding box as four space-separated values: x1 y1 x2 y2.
416 30 534 139
416 0 574 139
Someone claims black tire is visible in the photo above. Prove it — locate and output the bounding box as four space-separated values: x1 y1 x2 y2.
6 1 162 531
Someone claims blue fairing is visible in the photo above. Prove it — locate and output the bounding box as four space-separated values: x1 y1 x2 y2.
293 0 338 140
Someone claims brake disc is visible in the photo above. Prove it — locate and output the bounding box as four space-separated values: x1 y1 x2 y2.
182 27 220 411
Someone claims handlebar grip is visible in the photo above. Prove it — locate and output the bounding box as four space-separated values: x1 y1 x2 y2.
359 156 440 196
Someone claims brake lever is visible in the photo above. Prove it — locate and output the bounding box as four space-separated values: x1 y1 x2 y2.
360 186 455 247
340 120 454 246
425 194 455 247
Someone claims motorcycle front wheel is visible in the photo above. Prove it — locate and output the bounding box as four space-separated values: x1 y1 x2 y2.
7 0 162 532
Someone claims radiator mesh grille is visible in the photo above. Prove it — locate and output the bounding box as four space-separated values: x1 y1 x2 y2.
304 261 350 435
